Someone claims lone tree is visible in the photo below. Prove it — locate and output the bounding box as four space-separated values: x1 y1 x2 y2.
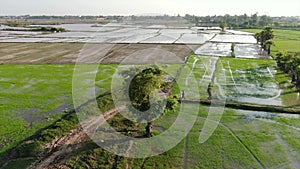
219 22 227 32
231 42 236 57
254 27 275 55
121 66 177 137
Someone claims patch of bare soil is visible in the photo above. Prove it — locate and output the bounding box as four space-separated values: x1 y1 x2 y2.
0 43 198 64
28 105 125 169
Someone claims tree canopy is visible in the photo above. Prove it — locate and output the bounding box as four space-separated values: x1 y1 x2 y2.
254 27 274 54
121 65 178 137
219 22 227 31
275 51 300 86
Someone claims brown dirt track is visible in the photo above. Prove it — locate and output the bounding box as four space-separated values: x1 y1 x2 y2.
0 43 199 64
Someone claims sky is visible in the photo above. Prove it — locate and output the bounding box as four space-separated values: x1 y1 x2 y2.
0 0 299 16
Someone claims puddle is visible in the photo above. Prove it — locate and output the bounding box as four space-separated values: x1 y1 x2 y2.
229 96 282 106
17 101 70 124
153 126 165 131
237 109 299 119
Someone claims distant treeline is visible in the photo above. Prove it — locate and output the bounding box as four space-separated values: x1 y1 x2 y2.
2 21 66 32
1 14 299 29
184 13 300 29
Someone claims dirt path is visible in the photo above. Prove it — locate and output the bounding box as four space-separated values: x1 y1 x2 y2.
28 105 125 169
0 43 193 64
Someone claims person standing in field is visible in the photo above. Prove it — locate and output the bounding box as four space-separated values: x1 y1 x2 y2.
181 90 185 99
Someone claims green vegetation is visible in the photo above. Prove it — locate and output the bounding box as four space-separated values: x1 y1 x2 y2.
231 42 235 57
254 27 274 54
1 26 300 168
239 29 300 53
216 57 299 107
3 21 66 32
121 66 178 137
2 158 36 169
184 55 218 100
241 28 300 94
3 99 299 169
0 64 116 154
275 51 300 86
3 26 67 33
219 22 227 32
4 21 29 27
37 26 66 32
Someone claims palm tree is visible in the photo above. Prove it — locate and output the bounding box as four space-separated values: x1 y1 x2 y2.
255 27 275 53
254 32 261 44
265 40 274 55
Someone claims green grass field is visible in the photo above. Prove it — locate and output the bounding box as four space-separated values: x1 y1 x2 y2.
1 59 300 168
43 102 300 169
0 64 117 154
239 29 300 53
1 27 300 168
0 62 183 161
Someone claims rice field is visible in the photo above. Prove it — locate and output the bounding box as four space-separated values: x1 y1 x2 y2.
0 64 116 153
0 25 299 169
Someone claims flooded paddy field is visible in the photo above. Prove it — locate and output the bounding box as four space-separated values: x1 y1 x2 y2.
0 24 195 44
179 54 299 108
1 23 299 169
196 43 265 58
0 23 221 45
183 55 219 99
215 57 299 107
175 33 215 44
210 34 257 44
195 43 232 56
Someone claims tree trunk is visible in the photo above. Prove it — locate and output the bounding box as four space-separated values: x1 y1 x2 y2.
292 73 296 83
145 121 153 138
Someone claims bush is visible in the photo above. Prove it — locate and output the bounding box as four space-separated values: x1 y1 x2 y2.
39 26 66 32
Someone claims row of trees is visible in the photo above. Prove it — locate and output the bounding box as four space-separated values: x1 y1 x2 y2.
254 27 300 90
253 27 300 87
254 27 274 55
185 13 273 28
275 51 300 87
